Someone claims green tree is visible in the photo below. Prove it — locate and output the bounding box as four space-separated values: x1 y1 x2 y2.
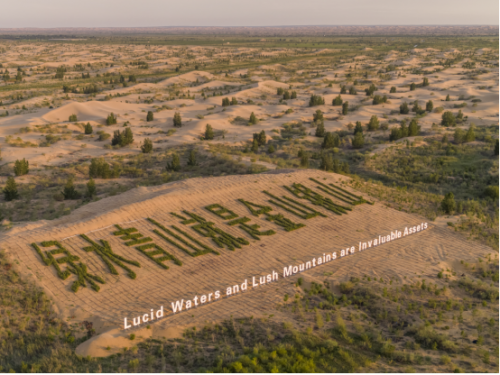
249 112 258 125
291 91 297 99
205 124 214 140
315 122 325 137
69 114 77 122
255 130 266 146
231 97 238 105
128 74 137 82
187 150 198 166
410 83 416 91
146 111 154 122
251 139 259 153
408 119 419 136
268 144 275 153
84 123 93 134
62 177 81 200
106 113 117 125
441 111 456 127
141 138 153 153
353 121 363 136
14 158 29 176
313 110 323 123
400 102 409 114
426 100 434 112
367 115 379 131
283 91 290 100
441 192 456 214
167 153 181 171
352 132 364 149
309 94 325 107
322 132 339 149
86 178 97 198
349 86 357 95
390 86 396 93
173 112 182 127
422 77 429 87
464 126 475 143
332 95 343 106
342 101 349 115
3 176 18 201
320 153 333 171
222 97 230 106
445 94 450 101
300 153 309 168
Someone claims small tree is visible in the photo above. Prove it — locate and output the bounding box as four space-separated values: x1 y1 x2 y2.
69 114 77 122
86 178 96 198
128 74 136 82
445 94 450 101
441 192 456 214
222 97 230 106
441 111 456 127
187 150 198 166
410 83 416 91
342 101 349 115
173 112 182 127
352 132 364 149
146 111 154 122
408 119 419 136
320 153 333 171
251 139 259 152
106 113 117 125
390 86 396 93
367 115 379 131
231 97 238 105
268 144 275 153
422 77 429 87
340 85 347 94
166 153 181 171
141 138 153 153
426 100 434 112
255 130 266 146
84 122 93 134
205 124 214 140
400 102 409 114
353 122 363 136
315 122 325 137
14 158 29 176
3 177 18 201
322 132 339 149
283 91 290 100
313 110 323 123
300 153 309 168
309 94 325 107
291 91 297 99
249 112 258 125
454 128 465 144
62 177 81 200
349 86 357 95
332 95 342 106
464 126 475 143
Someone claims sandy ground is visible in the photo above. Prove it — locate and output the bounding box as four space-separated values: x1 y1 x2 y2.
0 44 497 168
1 169 494 357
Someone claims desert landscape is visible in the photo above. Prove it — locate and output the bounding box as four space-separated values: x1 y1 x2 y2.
0 29 498 372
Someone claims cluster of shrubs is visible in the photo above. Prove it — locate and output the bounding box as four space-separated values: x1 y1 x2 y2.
89 157 121 178
222 97 238 106
111 128 134 147
389 119 420 141
309 94 325 107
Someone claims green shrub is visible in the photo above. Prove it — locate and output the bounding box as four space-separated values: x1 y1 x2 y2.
167 153 181 171
106 112 117 125
441 111 456 127
3 176 19 201
146 111 154 121
441 192 456 214
173 112 182 127
205 124 214 140
14 158 29 176
69 114 77 122
332 95 343 106
62 177 81 200
84 122 93 134
309 94 325 106
141 138 153 153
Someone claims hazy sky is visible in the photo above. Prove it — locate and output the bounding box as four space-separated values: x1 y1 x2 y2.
1 0 498 28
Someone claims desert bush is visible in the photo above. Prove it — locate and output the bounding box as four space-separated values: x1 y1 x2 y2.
167 153 181 171
249 112 258 125
309 94 325 106
426 100 434 112
86 178 96 198
84 122 93 134
106 112 117 125
400 102 409 114
146 111 154 121
68 114 77 122
205 124 214 140
3 176 19 201
89 157 121 178
322 132 340 149
441 192 456 214
315 122 325 137
14 158 29 176
111 128 134 147
367 115 379 131
352 133 364 149
173 112 182 127
342 102 349 115
187 150 198 166
332 95 343 106
390 86 396 93
141 138 153 153
441 111 456 127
